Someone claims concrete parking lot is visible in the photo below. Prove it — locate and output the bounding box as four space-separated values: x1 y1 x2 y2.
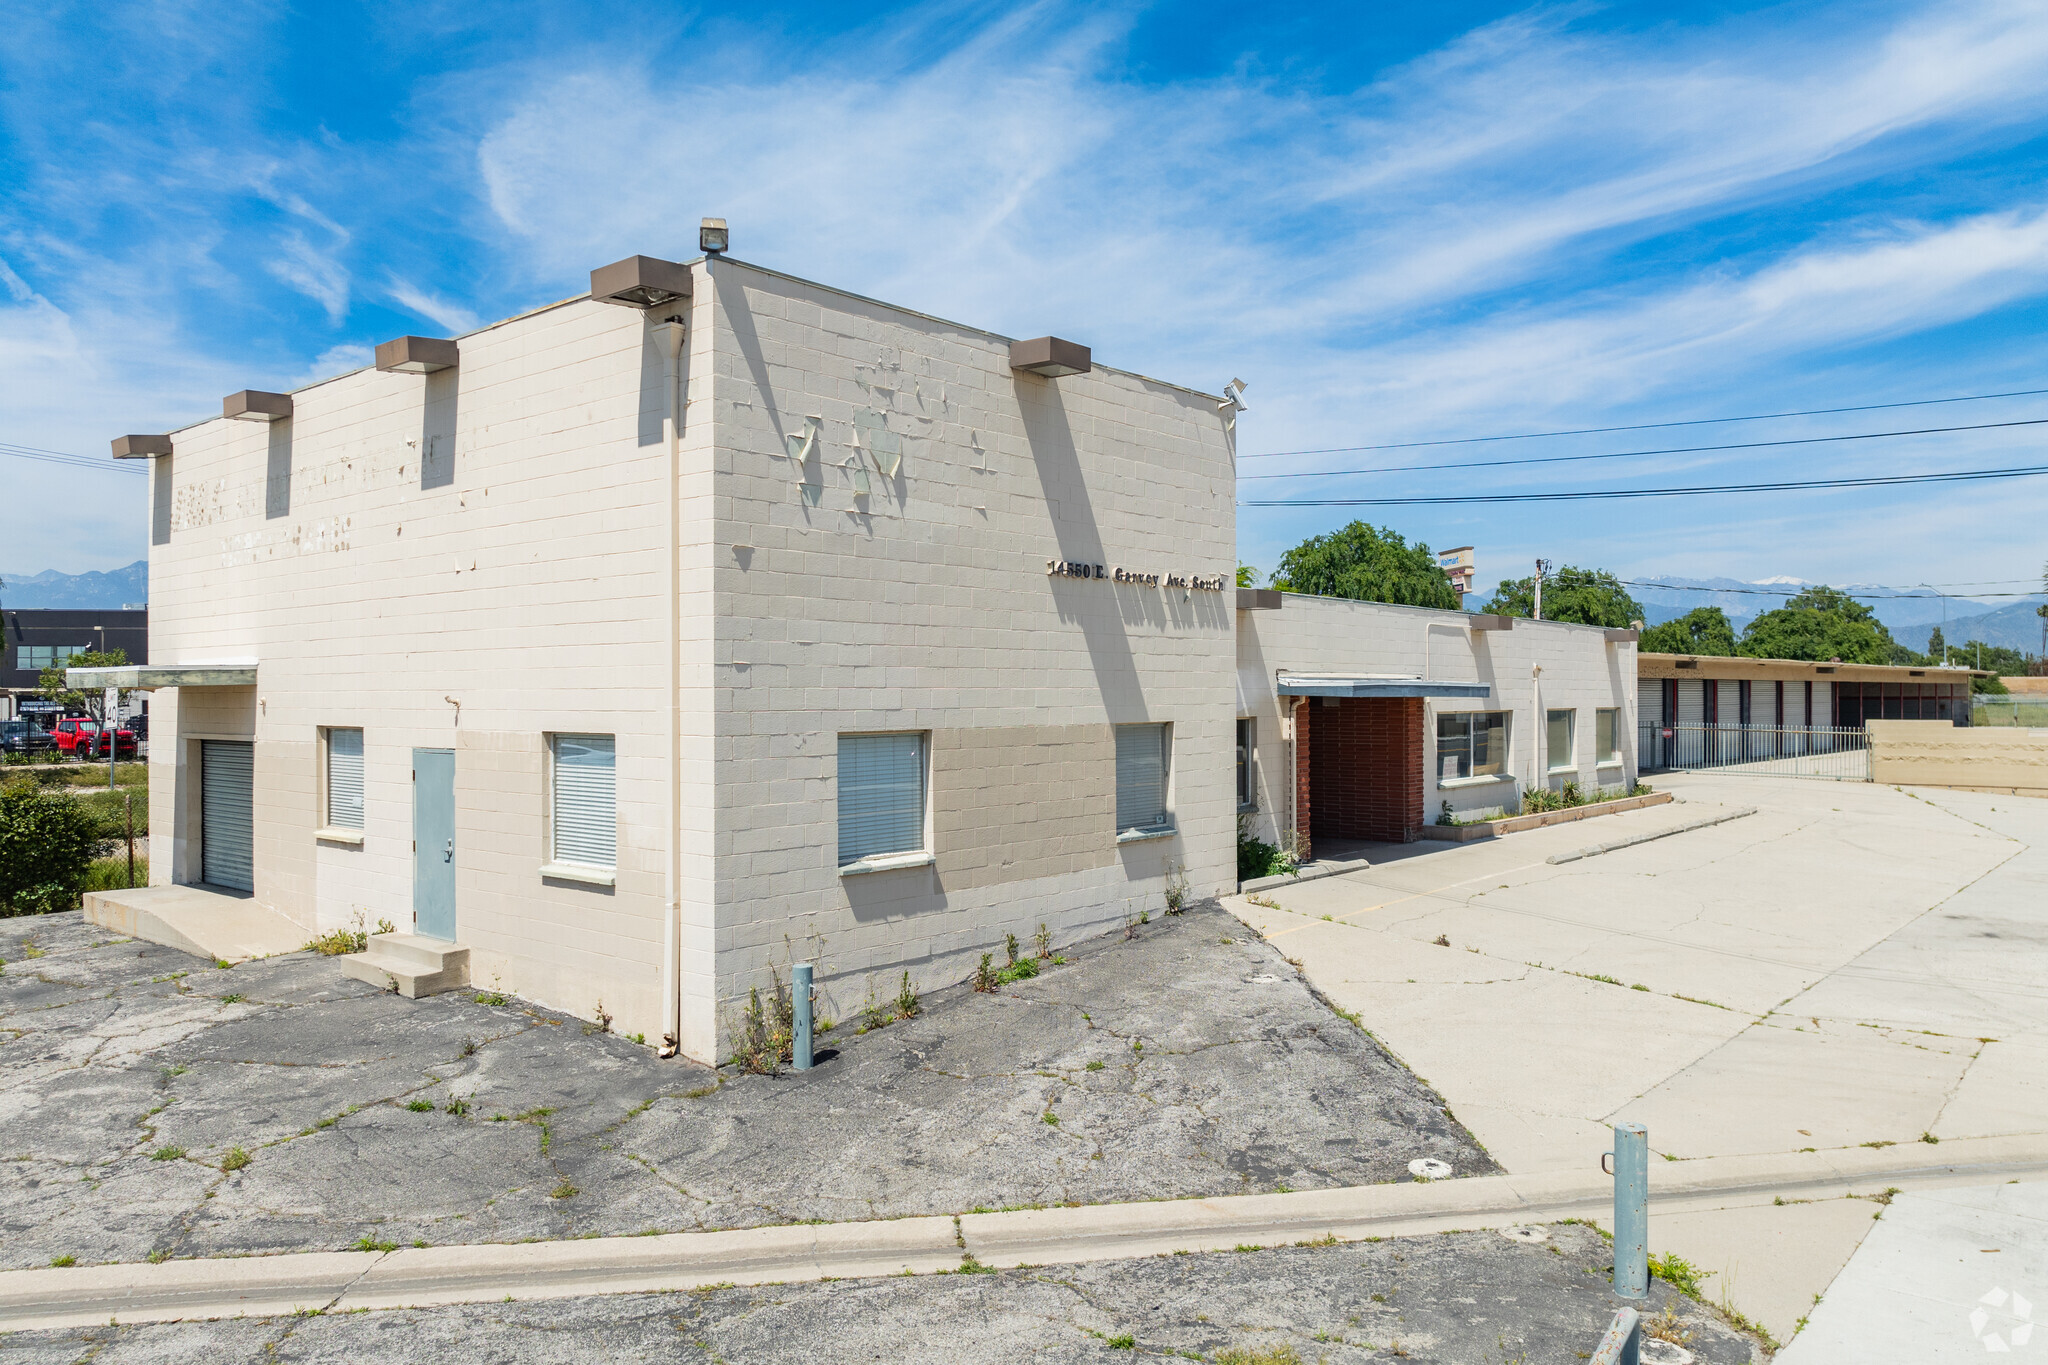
1226 773 2048 1343
2 1224 1756 1364
0 903 1488 1269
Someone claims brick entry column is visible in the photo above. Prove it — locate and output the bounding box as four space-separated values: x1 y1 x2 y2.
1307 697 1427 846
1293 698 1312 864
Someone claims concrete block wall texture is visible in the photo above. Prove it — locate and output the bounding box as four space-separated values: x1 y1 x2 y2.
1237 595 1636 851
138 256 1235 1063
1867 719 2048 795
143 289 682 1047
703 260 1237 1038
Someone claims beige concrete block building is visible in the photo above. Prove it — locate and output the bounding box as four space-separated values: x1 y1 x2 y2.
1235 593 1638 858
98 255 1238 1063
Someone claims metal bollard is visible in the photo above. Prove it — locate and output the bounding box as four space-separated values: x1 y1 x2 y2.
792 963 814 1071
1605 1121 1649 1298
1590 1306 1641 1365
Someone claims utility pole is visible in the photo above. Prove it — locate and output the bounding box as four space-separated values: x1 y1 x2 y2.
1533 559 1551 621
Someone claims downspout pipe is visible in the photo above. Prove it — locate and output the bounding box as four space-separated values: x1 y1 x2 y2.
651 315 686 1058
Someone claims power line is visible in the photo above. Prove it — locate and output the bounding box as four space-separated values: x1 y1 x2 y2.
1239 384 2048 461
0 442 146 474
1616 581 2046 601
1239 463 2048 507
1238 417 2048 481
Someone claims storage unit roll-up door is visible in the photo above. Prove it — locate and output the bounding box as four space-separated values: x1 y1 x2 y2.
551 735 616 867
201 741 255 892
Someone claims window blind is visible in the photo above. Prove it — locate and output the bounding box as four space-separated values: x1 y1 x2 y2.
838 733 926 865
327 728 364 829
1115 723 1170 832
552 734 616 867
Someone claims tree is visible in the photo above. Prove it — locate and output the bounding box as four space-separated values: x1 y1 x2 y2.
1236 565 1259 588
1736 586 1895 663
1639 607 1737 656
1489 565 1644 629
37 648 127 728
0 784 100 915
1926 624 1946 663
1269 522 1459 609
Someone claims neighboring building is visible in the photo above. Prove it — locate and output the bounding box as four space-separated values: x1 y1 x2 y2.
83 255 1237 1064
1437 546 1475 605
1637 653 1979 736
1237 592 1637 859
2 608 147 721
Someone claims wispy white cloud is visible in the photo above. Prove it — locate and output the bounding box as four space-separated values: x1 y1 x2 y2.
385 276 481 334
264 229 350 323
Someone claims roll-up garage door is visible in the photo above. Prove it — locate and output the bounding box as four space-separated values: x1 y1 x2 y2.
201 741 255 892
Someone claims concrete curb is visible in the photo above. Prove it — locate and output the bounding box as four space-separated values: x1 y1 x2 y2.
1240 855 1373 895
1546 806 1758 864
5 1138 2043 1331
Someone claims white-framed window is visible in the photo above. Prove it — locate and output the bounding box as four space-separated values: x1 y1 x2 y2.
1115 722 1173 834
1436 710 1508 780
550 734 617 868
1235 718 1256 812
323 727 364 830
838 732 928 866
1596 708 1621 764
1547 709 1576 772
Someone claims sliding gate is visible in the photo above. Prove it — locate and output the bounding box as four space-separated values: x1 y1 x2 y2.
1639 722 1869 781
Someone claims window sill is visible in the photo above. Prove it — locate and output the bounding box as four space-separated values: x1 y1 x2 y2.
1237 802 1259 815
1547 765 1578 775
540 861 616 887
1595 759 1624 769
1437 773 1513 789
839 850 935 877
1116 826 1177 844
315 828 364 846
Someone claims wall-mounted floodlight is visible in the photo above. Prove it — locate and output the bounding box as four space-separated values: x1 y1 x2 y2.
224 390 293 422
589 256 693 309
110 434 173 460
111 435 173 462
700 218 729 255
1220 377 1249 412
1009 336 1091 378
374 335 460 374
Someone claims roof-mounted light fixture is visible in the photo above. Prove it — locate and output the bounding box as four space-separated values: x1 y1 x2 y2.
374 335 459 374
224 390 292 422
110 434 173 460
699 218 728 255
1009 336 1091 378
589 256 692 309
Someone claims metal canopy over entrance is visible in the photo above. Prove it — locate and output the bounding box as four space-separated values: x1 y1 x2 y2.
1278 674 1491 700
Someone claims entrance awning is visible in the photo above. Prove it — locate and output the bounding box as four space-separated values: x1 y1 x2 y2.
67 663 257 690
1278 673 1491 699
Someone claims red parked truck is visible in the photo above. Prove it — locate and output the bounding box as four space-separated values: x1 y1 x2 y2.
52 717 138 758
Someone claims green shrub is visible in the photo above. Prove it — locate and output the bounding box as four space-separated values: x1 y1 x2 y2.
82 855 146 894
1 783 100 915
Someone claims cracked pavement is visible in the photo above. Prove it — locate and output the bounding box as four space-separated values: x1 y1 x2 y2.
1 1224 1763 1363
1225 773 2048 1343
0 903 1492 1270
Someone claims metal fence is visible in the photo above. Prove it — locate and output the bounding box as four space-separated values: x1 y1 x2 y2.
1638 722 1870 781
1973 697 2048 728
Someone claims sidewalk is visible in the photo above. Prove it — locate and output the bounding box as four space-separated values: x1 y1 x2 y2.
1225 775 2048 1342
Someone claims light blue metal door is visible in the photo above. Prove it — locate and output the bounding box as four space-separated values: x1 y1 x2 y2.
412 749 456 941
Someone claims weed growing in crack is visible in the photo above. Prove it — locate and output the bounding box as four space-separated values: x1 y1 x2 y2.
1085 1060 1105 1072
443 1097 471 1117
550 1181 578 1199
1649 1250 1712 1298
683 1084 718 1099
353 1236 400 1252
1035 923 1053 959
894 971 921 1019
1214 1346 1303 1365
475 990 511 1007
146 1249 170 1264
220 993 244 1004
459 1037 478 1058
1042 1111 1059 1126
1005 933 1020 965
49 1255 75 1268
974 954 1000 993
406 1099 434 1112
150 1146 184 1162
220 1147 251 1173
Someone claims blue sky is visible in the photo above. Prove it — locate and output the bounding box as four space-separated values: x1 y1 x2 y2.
4 0 2048 603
